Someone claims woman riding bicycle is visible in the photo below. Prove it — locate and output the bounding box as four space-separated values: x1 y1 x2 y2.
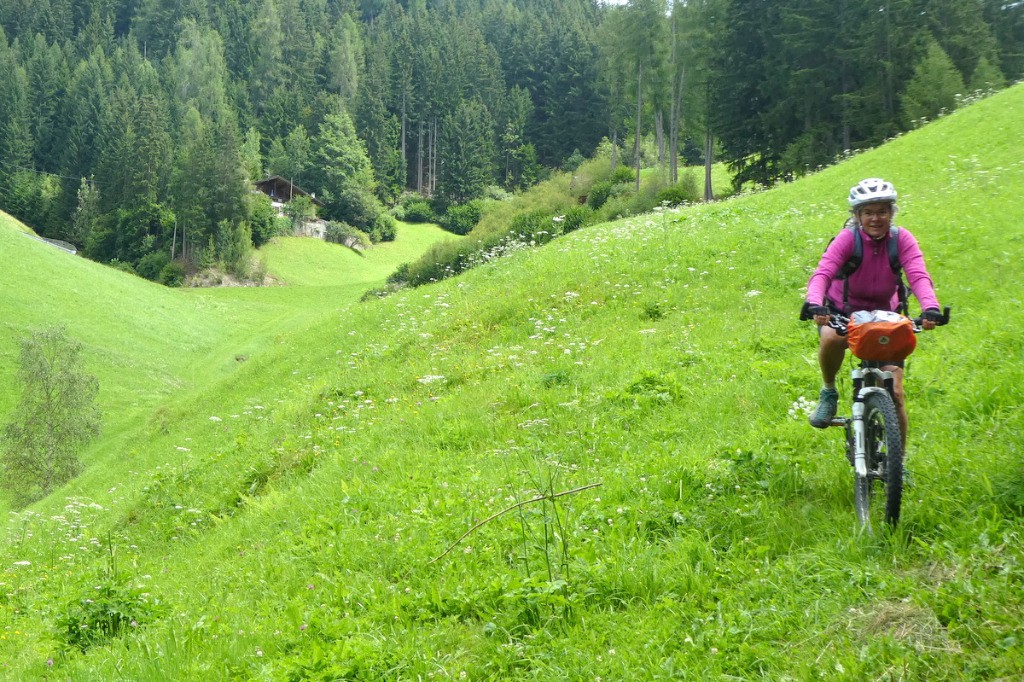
806 178 944 450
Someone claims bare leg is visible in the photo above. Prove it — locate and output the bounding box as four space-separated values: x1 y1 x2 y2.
818 326 848 386
884 365 908 454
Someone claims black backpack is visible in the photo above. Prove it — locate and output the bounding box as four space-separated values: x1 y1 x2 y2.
831 220 909 315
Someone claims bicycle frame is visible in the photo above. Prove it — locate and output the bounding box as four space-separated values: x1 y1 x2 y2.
848 366 896 478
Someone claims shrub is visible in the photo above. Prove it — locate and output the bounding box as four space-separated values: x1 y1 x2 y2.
159 261 187 287
370 213 398 242
587 180 615 209
57 581 163 651
329 185 384 233
388 203 406 221
325 221 371 249
250 193 284 247
107 259 137 275
597 192 635 221
247 257 268 284
508 209 560 245
559 205 595 234
440 201 483 235
136 250 170 282
610 165 636 184
656 173 700 206
402 199 434 223
404 240 473 285
562 149 586 172
626 174 669 215
482 185 513 201
404 232 504 286
386 262 411 285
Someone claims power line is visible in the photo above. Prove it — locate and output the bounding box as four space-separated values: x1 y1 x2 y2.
0 158 97 183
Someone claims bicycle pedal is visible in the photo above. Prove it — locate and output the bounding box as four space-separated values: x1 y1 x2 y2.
829 417 849 427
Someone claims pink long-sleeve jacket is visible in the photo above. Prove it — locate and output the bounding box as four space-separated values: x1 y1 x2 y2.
807 226 940 313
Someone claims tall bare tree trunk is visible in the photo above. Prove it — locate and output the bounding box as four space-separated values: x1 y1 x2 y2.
703 128 714 202
655 109 665 170
426 119 433 194
668 108 678 185
882 0 895 120
416 119 424 193
634 61 643 193
670 65 685 184
669 4 681 184
401 91 407 168
431 117 438 195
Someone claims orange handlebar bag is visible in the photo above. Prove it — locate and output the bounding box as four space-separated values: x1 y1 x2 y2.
847 310 917 362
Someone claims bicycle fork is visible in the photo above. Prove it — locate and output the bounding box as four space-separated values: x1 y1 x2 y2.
849 367 896 478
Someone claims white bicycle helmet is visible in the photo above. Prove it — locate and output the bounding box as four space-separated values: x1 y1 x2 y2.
848 178 897 209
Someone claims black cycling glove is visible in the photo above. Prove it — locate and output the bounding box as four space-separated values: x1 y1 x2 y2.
922 308 943 323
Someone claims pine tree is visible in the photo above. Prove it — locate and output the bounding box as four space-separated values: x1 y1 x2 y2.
324 14 363 102
710 0 786 188
436 97 496 207
901 39 966 126
357 34 403 203
59 46 113 180
967 55 1006 92
24 33 70 173
923 0 1001 84
0 30 33 177
531 4 606 166
266 125 311 186
311 106 383 231
982 0 1024 80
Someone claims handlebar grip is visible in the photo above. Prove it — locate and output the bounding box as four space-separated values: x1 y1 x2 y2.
913 305 952 327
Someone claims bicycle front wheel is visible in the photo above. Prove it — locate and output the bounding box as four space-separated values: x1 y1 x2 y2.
854 391 904 531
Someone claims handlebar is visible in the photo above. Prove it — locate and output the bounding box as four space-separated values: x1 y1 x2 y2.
799 303 951 336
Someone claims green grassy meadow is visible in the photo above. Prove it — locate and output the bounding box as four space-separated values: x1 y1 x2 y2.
1 86 1023 680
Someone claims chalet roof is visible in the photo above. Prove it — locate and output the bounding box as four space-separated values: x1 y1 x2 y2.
254 176 323 206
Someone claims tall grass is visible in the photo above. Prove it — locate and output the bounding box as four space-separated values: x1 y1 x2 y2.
0 85 1022 680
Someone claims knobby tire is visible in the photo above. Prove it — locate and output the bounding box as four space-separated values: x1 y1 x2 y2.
855 392 904 532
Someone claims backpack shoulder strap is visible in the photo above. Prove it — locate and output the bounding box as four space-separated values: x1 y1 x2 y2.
836 221 862 279
889 227 909 315
887 226 901 274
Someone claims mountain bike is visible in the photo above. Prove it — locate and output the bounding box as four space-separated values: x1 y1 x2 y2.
801 305 951 533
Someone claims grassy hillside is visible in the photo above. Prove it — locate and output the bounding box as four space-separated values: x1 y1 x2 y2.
0 220 457 518
0 218 293 434
259 223 458 288
1 85 1022 680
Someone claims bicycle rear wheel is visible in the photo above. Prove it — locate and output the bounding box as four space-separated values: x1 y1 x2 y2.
854 392 904 531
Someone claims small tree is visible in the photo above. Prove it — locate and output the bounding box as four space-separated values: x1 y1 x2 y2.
284 194 316 234
1 327 102 506
966 55 1006 93
901 40 966 126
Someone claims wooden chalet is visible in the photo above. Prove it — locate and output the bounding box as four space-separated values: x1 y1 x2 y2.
253 176 324 212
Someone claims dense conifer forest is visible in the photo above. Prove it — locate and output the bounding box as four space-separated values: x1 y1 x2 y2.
0 0 1020 282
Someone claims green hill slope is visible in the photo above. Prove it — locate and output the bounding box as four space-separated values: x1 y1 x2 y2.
260 224 457 288
2 86 1023 680
0 217 295 432
0 218 458 517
